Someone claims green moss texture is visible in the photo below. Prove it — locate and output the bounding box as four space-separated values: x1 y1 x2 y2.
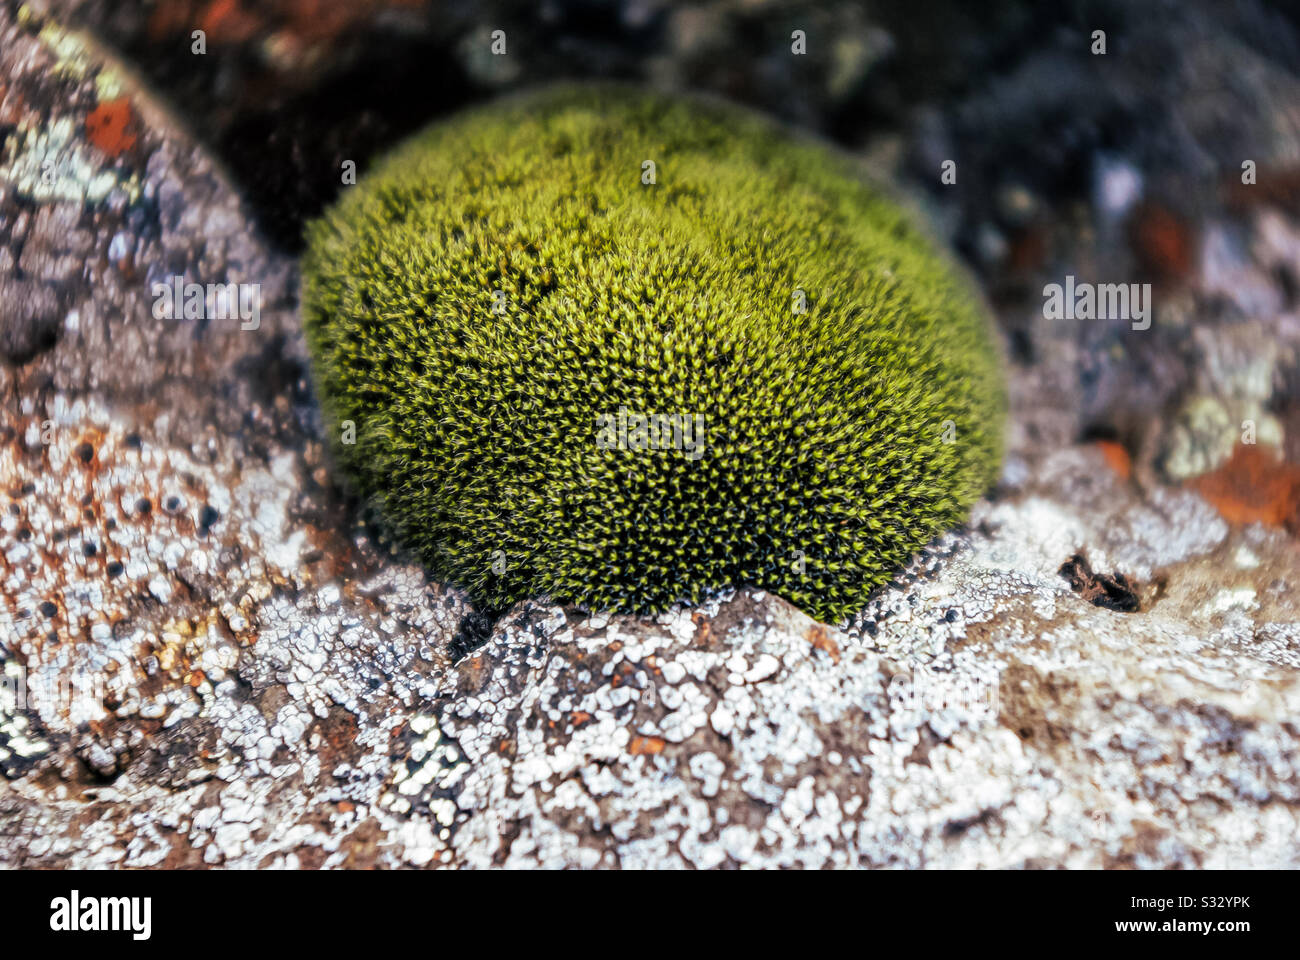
301 85 1005 622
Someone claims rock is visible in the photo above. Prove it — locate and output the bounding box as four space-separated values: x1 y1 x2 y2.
2 1 1299 869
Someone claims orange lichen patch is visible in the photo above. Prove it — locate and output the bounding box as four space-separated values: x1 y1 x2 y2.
691 610 711 645
85 98 138 158
1130 202 1193 282
151 0 425 48
147 1 193 41
807 624 840 663
281 0 425 44
1094 440 1132 481
1188 444 1300 532
628 735 666 756
570 711 592 728
199 0 262 44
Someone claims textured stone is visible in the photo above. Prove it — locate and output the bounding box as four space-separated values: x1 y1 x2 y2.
2 0 1299 869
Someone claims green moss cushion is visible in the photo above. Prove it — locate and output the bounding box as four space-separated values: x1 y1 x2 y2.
301 84 1005 623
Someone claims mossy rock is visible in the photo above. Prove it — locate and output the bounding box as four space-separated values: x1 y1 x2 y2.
301 84 1005 623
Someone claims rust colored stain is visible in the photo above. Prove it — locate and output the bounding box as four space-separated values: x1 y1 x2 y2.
1006 223 1048 274
154 0 437 48
0 82 24 125
282 0 426 44
1130 202 1193 281
147 1 193 41
1189 444 1300 532
85 98 137 158
1094 440 1132 481
807 624 840 663
200 0 262 43
570 711 592 728
320 710 359 754
628 735 666 756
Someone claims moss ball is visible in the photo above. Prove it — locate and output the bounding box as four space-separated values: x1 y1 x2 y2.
301 85 1005 623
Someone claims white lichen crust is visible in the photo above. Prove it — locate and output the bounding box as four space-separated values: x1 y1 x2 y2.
1 1 1299 869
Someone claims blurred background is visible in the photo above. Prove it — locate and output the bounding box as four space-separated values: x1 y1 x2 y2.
37 0 1300 515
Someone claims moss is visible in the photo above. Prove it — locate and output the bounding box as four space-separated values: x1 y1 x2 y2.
301 84 1005 623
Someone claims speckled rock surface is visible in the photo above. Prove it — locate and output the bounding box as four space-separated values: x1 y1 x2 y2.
2 1 1300 868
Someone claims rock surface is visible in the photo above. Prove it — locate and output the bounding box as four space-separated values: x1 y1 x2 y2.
2 1 1299 868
